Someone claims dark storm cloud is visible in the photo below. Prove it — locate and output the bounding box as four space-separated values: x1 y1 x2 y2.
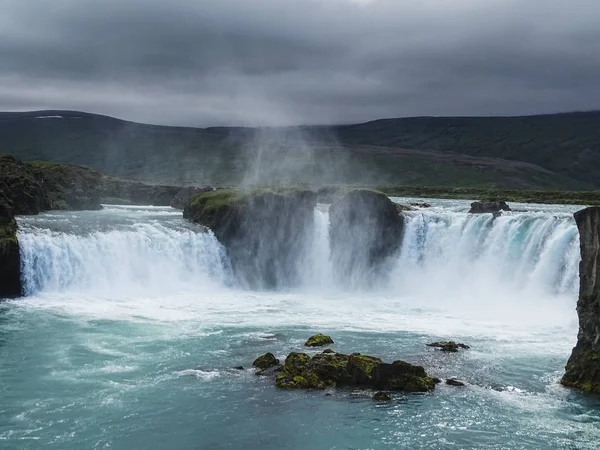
0 0 599 126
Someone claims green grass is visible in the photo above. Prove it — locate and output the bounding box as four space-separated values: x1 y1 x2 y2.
376 185 600 205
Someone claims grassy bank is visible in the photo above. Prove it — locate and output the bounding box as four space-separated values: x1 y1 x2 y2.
376 185 600 205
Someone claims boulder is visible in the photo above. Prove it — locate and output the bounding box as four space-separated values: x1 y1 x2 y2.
426 341 470 352
446 378 466 387
183 188 317 288
372 360 436 392
271 347 435 393
252 352 280 370
468 201 511 214
305 333 334 347
372 391 392 401
329 189 404 285
562 207 600 393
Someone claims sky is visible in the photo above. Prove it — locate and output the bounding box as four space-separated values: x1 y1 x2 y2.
0 0 599 126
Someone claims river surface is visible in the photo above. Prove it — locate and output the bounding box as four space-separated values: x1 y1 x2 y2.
2 199 600 449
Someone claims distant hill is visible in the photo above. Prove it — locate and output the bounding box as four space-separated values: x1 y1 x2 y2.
0 110 598 189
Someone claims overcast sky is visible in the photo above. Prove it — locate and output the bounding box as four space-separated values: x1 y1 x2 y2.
0 0 599 126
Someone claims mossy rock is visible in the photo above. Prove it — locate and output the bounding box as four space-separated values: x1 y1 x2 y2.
252 353 280 370
347 353 383 385
275 352 332 389
305 333 334 347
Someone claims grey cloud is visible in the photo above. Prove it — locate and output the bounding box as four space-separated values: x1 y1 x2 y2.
0 0 599 126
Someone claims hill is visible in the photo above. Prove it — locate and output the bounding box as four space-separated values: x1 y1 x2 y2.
0 110 597 189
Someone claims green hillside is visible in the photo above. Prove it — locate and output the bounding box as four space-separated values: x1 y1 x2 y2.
0 110 597 189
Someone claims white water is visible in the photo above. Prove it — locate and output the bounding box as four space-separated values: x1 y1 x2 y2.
14 201 580 336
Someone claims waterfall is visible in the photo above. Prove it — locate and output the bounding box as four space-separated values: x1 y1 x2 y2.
17 204 580 301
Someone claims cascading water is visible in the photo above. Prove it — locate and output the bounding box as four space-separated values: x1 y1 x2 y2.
17 201 580 300
17 206 230 297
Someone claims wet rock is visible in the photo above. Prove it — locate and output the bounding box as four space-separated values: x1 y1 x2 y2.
410 202 432 208
183 188 317 289
433 377 442 384
372 360 436 392
468 201 511 214
346 353 383 385
562 207 600 393
252 353 280 370
426 341 470 352
373 391 392 401
276 352 330 389
329 189 404 285
232 366 245 371
305 333 334 347
267 349 436 393
322 349 335 354
446 378 466 387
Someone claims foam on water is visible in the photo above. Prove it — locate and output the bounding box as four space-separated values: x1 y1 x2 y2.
14 202 580 338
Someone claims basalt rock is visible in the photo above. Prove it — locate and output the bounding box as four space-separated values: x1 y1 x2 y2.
373 391 392 401
252 352 280 370
446 378 466 387
305 333 334 347
183 188 317 289
562 207 600 393
426 341 471 352
329 189 404 285
372 360 436 392
272 349 434 393
468 201 511 214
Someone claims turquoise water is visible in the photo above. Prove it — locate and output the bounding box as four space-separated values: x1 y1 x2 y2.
2 202 600 449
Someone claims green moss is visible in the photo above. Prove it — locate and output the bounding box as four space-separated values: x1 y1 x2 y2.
304 333 334 347
348 354 381 374
377 185 600 206
252 353 279 370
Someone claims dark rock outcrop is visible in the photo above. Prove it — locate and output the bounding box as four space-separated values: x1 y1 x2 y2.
329 189 404 285
372 360 436 392
183 188 317 288
0 197 21 298
446 378 466 387
252 353 280 370
373 391 391 401
273 350 434 392
426 341 470 352
305 333 334 347
469 201 511 214
562 207 600 393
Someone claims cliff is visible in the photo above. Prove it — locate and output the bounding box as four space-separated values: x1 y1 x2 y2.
562 207 600 393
